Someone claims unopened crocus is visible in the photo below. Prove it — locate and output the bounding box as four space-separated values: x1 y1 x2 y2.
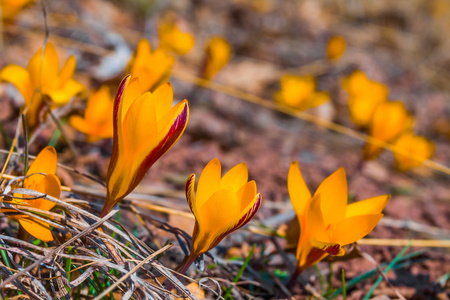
100 75 189 217
0 42 85 131
342 71 389 127
393 131 435 171
201 36 231 80
275 75 329 111
179 158 262 274
1 146 61 242
326 35 346 61
363 101 413 160
158 21 195 55
125 39 175 93
69 85 114 142
287 162 389 286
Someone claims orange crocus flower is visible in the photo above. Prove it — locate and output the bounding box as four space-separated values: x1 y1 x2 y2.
363 100 413 160
393 131 435 171
1 146 61 242
275 75 329 111
125 39 175 93
342 71 389 127
201 36 231 80
178 158 262 275
287 162 389 286
100 75 189 217
0 42 85 131
326 35 346 61
69 85 114 142
158 21 195 55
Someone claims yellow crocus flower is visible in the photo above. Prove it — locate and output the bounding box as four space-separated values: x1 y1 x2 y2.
393 131 435 171
287 162 389 286
0 42 85 131
1 146 61 242
363 101 413 160
125 39 175 93
342 71 389 127
1 0 34 21
100 75 189 217
275 75 330 111
158 21 195 55
69 85 114 142
326 35 346 61
179 158 262 275
201 36 231 80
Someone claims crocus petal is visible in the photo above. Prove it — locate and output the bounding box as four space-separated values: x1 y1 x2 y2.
221 162 248 192
27 43 59 90
346 195 390 218
0 64 32 102
185 174 199 244
236 180 257 209
196 158 222 209
185 173 197 215
202 37 231 80
314 168 347 229
152 82 174 120
109 75 133 179
288 161 311 217
197 189 240 230
306 194 329 243
85 85 112 121
194 188 239 253
58 55 76 86
18 218 53 242
326 36 346 61
25 146 57 187
208 193 262 250
330 214 383 246
122 92 158 158
48 79 84 105
119 77 141 124
298 91 329 110
69 115 89 134
30 174 61 212
129 39 153 75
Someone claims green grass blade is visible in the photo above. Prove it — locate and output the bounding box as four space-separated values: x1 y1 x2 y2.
223 244 256 299
363 242 411 300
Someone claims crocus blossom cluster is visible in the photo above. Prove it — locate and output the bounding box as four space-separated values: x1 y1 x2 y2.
101 75 189 217
0 42 85 131
286 162 390 284
275 75 330 111
1 146 61 242
342 71 434 169
342 71 389 127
